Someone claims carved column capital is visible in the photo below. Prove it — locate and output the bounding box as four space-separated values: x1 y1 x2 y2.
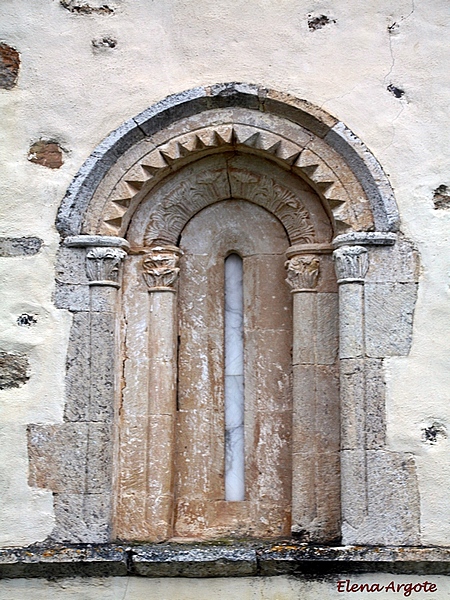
333 245 368 284
86 246 127 287
285 254 320 292
142 245 183 292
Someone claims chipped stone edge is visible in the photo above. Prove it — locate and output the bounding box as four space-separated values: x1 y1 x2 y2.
56 83 400 238
325 122 399 233
1 544 450 578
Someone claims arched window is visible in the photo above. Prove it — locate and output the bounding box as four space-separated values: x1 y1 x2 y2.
114 153 339 542
29 86 419 549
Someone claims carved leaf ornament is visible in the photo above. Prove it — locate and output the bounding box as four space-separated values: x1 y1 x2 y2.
144 168 315 246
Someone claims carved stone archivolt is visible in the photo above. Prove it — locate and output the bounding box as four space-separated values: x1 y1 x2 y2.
141 246 183 291
83 109 374 239
333 245 369 283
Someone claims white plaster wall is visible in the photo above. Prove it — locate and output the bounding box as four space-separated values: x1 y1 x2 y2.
1 575 450 600
0 0 449 552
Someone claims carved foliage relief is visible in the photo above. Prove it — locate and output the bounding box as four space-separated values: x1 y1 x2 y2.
144 167 316 247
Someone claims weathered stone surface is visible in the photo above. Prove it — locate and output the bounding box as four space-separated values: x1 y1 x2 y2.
51 492 111 543
0 43 20 89
56 246 88 284
27 423 88 493
53 282 90 311
28 140 64 169
89 312 115 421
365 359 386 449
131 544 258 577
0 545 128 578
433 184 450 209
340 359 365 450
0 236 42 257
316 293 339 363
64 312 90 421
57 85 400 240
325 121 399 232
365 282 417 357
0 352 30 390
338 283 364 359
365 236 420 283
342 451 420 546
60 0 114 15
85 423 113 493
340 449 368 531
1 543 450 579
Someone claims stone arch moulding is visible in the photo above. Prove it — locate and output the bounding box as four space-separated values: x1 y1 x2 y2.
27 83 420 548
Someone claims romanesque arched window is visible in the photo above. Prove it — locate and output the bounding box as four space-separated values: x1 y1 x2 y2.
28 85 420 548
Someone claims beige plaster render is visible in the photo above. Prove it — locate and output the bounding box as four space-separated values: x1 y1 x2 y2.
0 0 448 549
1 574 450 600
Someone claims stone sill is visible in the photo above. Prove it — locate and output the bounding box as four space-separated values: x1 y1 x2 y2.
1 543 450 578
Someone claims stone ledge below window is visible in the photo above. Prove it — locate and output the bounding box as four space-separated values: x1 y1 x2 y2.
1 543 450 578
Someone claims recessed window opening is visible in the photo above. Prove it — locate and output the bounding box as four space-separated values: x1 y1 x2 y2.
224 252 245 501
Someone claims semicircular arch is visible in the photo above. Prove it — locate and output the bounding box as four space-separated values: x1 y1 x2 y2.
56 84 399 241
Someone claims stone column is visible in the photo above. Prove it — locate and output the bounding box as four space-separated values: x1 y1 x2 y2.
333 244 369 533
45 235 127 542
286 243 339 542
141 245 183 539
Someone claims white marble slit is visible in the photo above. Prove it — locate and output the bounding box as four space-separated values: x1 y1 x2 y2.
224 253 245 501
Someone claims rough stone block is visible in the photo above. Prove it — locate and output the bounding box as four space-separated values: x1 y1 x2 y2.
342 451 420 546
292 365 315 452
116 421 147 495
0 236 42 257
28 140 64 169
55 245 88 284
0 43 20 89
366 450 420 545
64 312 90 421
0 352 30 390
245 329 292 413
53 282 90 311
27 423 88 493
365 282 417 357
51 492 111 544
175 409 223 501
115 492 147 540
146 415 174 497
366 236 420 283
291 452 317 532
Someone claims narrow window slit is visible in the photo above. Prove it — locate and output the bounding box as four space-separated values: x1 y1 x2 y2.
224 253 245 501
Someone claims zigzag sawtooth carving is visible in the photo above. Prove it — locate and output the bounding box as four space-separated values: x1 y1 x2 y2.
100 124 356 236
